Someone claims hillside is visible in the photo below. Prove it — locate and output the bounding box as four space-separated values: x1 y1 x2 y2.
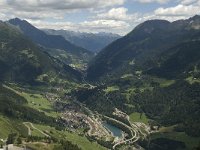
44 29 121 52
0 21 82 84
8 18 93 69
70 15 200 149
87 15 200 81
0 84 107 150
147 40 200 78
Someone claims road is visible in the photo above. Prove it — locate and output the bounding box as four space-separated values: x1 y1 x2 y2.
23 122 31 136
23 122 50 137
73 100 111 137
74 100 151 149
110 116 151 149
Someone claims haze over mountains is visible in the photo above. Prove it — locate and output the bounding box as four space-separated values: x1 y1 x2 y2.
8 18 92 56
44 29 121 52
8 18 94 70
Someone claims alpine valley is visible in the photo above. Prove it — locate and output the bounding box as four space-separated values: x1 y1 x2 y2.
0 15 200 150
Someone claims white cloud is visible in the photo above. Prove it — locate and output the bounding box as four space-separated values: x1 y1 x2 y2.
0 0 126 21
155 4 200 16
180 0 199 5
0 0 199 35
80 20 129 31
0 13 7 20
96 7 138 21
29 19 130 35
3 0 125 11
134 0 170 4
0 0 130 35
28 20 75 30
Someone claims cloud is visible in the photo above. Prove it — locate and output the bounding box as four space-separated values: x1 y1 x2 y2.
134 0 170 4
0 0 131 35
155 4 200 16
0 13 7 20
180 0 199 5
80 20 129 31
29 19 130 35
96 7 139 21
3 0 126 11
0 0 126 21
0 0 199 35
27 20 75 30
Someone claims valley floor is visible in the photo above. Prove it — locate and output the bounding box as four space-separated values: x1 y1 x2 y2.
0 83 200 150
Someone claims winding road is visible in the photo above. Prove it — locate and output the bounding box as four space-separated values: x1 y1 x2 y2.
105 116 150 149
23 122 31 136
23 122 50 137
74 100 150 149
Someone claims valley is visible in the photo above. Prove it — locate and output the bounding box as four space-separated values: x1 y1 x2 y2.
1 79 199 150
0 15 200 150
0 83 153 150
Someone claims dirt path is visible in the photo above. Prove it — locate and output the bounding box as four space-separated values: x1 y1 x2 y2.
23 122 50 137
23 122 31 136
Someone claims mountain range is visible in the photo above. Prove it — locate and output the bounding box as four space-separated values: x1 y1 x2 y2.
8 18 94 69
44 29 121 53
87 15 200 81
0 21 81 84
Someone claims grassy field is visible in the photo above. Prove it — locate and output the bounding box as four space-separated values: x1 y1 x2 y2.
21 92 59 117
0 85 107 150
151 131 200 150
152 77 175 87
159 125 176 133
0 115 28 139
0 115 16 139
64 132 106 150
26 143 56 150
33 124 107 150
186 76 200 84
104 86 119 93
3 85 59 117
121 74 133 79
23 122 46 137
159 80 175 87
129 112 149 124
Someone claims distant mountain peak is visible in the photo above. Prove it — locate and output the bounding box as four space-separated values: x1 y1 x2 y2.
9 18 26 25
9 17 21 22
190 15 200 21
187 15 200 30
44 29 121 52
9 18 35 28
87 15 200 80
8 18 93 66
135 19 170 32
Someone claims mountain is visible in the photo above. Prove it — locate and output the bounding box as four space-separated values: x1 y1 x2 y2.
44 29 121 52
1 15 200 150
8 18 93 69
74 15 200 149
0 21 103 150
147 40 200 78
0 21 82 84
87 15 200 81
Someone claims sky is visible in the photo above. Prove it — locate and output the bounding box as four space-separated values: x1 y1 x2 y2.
0 0 200 35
